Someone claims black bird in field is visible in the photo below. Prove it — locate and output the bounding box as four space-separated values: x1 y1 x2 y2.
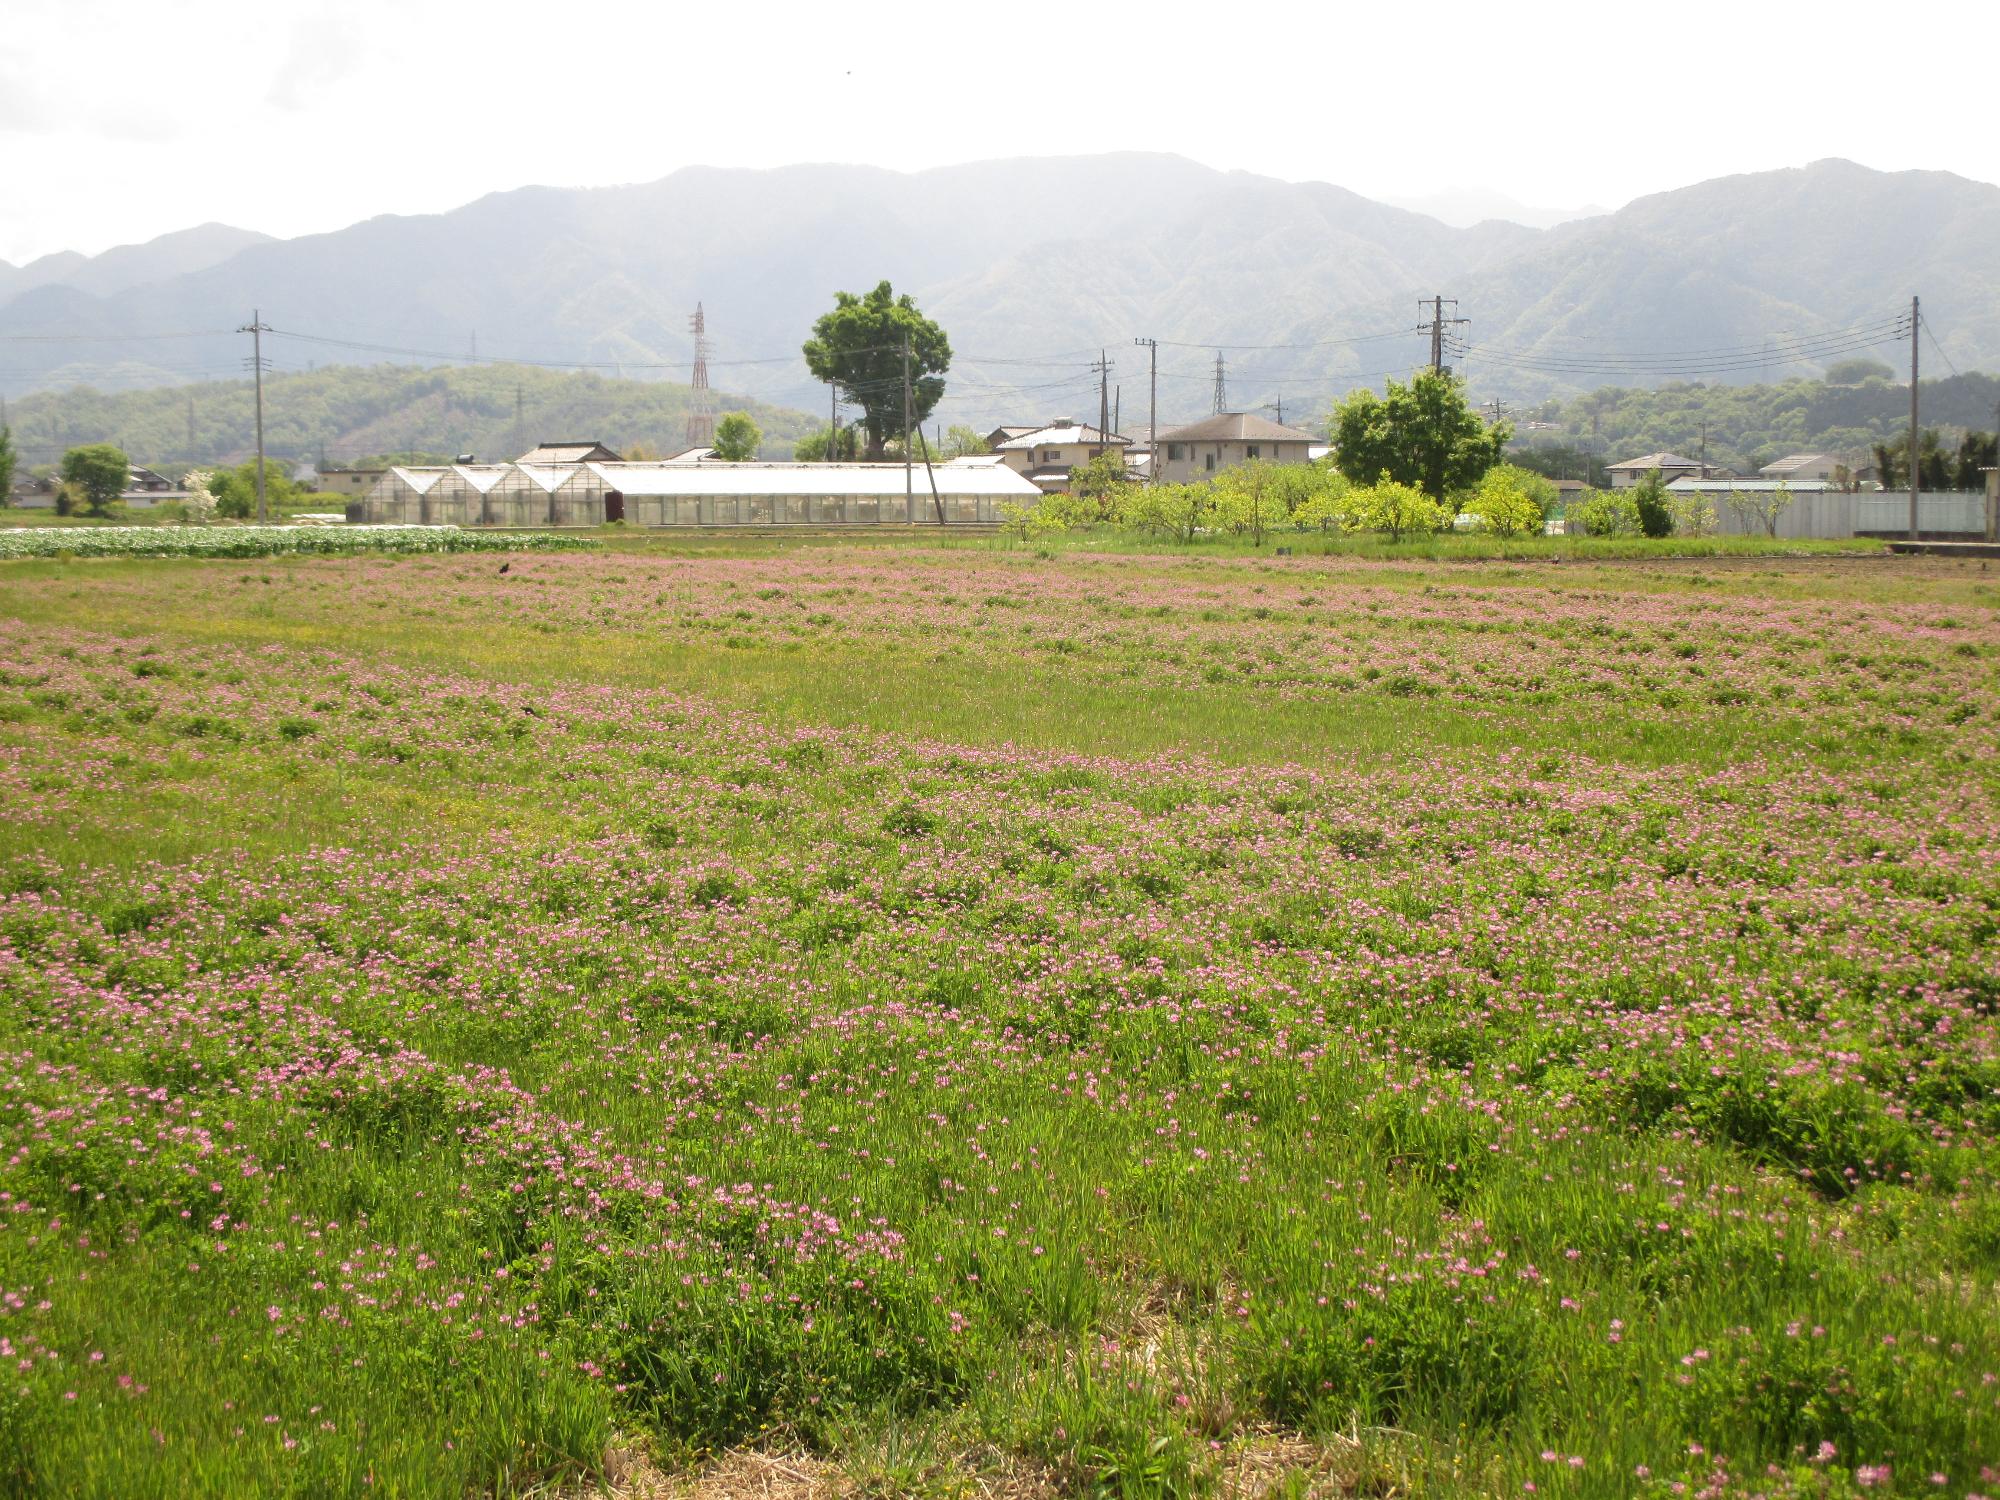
498 561 510 574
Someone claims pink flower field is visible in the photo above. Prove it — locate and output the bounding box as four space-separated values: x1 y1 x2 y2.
0 542 1994 1498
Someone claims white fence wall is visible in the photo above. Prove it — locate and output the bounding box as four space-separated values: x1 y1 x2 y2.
1706 491 1991 540
1855 494 1989 536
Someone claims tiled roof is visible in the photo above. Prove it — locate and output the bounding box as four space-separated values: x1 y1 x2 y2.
1156 412 1318 444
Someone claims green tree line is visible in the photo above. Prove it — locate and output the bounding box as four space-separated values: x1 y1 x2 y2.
1 364 821 474
1516 367 2000 477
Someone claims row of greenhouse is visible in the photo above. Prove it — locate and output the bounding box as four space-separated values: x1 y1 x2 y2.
351 460 1043 528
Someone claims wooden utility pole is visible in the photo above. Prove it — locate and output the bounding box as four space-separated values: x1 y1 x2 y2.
1909 295 1920 542
1091 350 1112 457
238 309 271 524
919 423 945 526
902 333 912 516
1134 337 1157 484
828 381 837 462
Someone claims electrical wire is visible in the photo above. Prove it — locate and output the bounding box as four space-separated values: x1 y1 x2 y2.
1919 314 1959 377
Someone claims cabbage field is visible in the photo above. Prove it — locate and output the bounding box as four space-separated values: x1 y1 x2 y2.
0 543 1993 1498
0 525 593 560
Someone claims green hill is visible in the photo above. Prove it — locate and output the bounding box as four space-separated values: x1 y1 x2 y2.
2 363 821 473
1512 368 2000 476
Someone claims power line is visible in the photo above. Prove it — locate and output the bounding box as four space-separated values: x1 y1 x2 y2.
1920 312 1960 377
1154 329 1413 351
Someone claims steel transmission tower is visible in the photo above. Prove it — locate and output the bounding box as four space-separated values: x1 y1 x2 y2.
1212 352 1227 413
687 303 715 448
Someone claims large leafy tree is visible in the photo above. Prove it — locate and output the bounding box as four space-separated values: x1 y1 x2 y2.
1329 371 1508 503
59 443 130 517
1953 431 1996 490
802 282 950 460
209 460 303 519
712 413 761 462
1872 429 1954 491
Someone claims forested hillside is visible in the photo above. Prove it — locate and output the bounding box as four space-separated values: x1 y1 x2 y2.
3 156 1994 416
1512 367 2000 475
2 363 820 471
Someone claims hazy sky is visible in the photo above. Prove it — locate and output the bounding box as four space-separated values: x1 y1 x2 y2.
4 0 1994 265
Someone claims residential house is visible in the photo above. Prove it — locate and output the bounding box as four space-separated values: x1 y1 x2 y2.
126 466 177 492
1604 452 1708 488
515 439 624 465
993 420 1130 493
1153 413 1318 484
1758 453 1846 484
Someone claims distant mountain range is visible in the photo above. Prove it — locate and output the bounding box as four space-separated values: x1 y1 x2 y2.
0 224 273 306
2 155 1995 429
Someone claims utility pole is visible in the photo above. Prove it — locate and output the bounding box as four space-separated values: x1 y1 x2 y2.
828 382 838 462
1418 296 1469 375
919 419 945 526
238 309 271 524
1909 294 1920 541
1113 387 1120 442
1699 419 1707 470
1134 338 1157 484
1212 352 1227 414
1091 349 1112 456
902 332 912 516
1275 395 1282 426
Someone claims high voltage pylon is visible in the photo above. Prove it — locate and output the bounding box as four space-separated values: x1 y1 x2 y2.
686 303 715 448
1212 352 1227 413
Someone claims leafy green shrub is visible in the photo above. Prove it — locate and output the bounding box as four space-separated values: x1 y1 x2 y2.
881 800 940 837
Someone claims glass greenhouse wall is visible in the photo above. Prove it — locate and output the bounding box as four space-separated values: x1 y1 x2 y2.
353 463 1037 528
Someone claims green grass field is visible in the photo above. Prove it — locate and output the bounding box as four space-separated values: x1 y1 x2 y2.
0 539 1994 1498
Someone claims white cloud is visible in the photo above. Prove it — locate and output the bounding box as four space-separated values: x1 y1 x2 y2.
266 5 365 111
0 0 1994 263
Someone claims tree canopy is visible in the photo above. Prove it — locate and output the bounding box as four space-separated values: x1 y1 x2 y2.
59 444 130 516
712 413 762 462
793 425 860 462
1329 371 1508 502
209 460 305 519
801 282 950 460
942 425 990 459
